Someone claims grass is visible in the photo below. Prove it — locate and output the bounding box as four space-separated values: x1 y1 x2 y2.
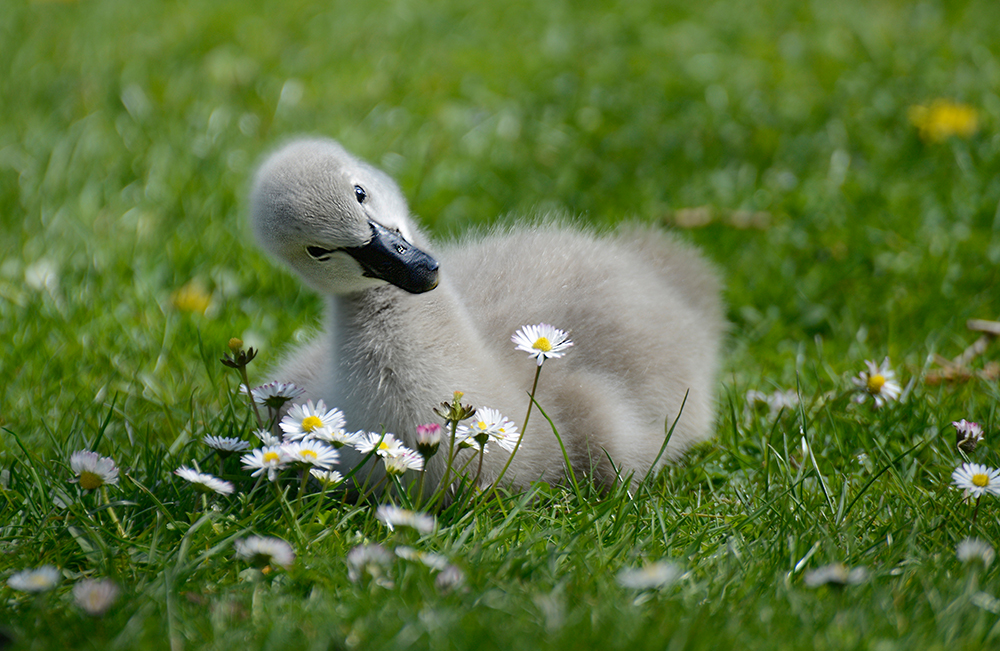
2 0 1000 648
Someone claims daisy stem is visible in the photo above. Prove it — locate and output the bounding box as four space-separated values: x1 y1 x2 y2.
972 495 982 528
237 365 264 430
101 485 127 538
296 469 310 512
473 447 484 487
273 481 306 545
489 363 542 500
415 469 426 509
358 474 389 505
428 418 461 510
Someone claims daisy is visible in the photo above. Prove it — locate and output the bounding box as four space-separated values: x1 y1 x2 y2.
395 546 449 570
346 543 394 585
512 323 574 366
383 449 424 475
616 561 682 590
279 400 345 441
309 468 344 486
174 466 235 495
234 535 295 570
376 505 436 534
73 579 120 616
281 439 340 469
957 538 995 567
954 419 985 453
254 428 282 447
7 566 61 593
355 432 407 458
952 462 1000 498
436 564 466 592
456 407 518 452
203 435 250 457
240 446 289 481
803 563 868 588
415 423 442 458
243 381 305 409
851 358 901 408
69 450 119 490
309 426 360 448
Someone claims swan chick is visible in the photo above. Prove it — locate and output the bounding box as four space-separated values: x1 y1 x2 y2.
250 137 724 490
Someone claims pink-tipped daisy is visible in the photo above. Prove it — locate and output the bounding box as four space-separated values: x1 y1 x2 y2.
512 323 573 366
376 505 436 534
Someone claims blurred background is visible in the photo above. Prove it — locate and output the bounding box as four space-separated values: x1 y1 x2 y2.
1 0 998 445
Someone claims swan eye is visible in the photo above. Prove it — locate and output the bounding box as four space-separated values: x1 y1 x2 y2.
306 245 335 261
354 185 367 204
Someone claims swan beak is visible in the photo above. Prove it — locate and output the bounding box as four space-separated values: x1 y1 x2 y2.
345 221 440 294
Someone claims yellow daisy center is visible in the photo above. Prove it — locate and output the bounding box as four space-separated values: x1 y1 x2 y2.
301 450 317 460
866 374 885 393
477 421 487 430
532 337 553 353
301 415 323 432
378 441 390 451
78 471 103 491
263 451 281 464
973 473 989 488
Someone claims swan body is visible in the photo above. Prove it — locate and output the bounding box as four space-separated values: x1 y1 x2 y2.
250 138 723 489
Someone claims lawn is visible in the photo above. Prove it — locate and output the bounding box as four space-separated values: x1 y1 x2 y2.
2 0 1000 648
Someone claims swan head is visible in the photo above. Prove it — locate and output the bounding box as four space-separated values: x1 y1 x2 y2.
250 138 439 295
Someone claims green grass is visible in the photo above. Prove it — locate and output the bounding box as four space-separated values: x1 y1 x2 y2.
2 0 1000 648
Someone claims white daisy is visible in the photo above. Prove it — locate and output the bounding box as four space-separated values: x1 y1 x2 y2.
309 468 344 486
7 566 61 593
203 435 250 456
346 543 394 584
436 564 466 592
240 446 289 481
355 432 407 458
281 439 340 469
73 578 120 616
376 505 436 534
952 462 1000 498
279 400 345 441
174 466 235 495
616 561 682 590
957 537 995 567
395 546 449 570
954 419 985 452
254 428 282 447
243 381 305 409
383 449 425 475
309 426 360 448
851 358 901 408
512 323 574 366
803 563 868 587
70 450 119 490
456 407 518 452
234 535 295 569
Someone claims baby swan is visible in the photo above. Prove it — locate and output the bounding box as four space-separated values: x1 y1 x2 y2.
250 138 723 490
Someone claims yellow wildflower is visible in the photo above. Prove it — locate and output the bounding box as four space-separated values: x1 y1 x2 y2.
908 100 979 143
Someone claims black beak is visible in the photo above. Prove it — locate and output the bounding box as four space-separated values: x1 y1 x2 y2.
344 221 439 294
